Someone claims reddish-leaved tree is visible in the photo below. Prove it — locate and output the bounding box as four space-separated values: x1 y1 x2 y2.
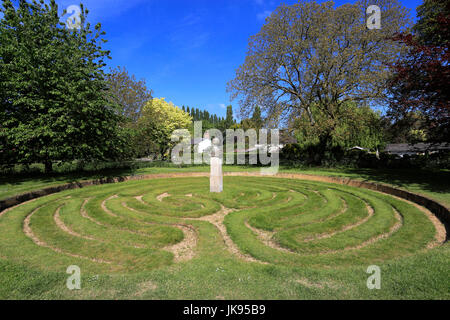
388 0 449 141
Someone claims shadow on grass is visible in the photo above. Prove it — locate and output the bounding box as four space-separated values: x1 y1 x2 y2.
0 167 139 200
1 164 449 204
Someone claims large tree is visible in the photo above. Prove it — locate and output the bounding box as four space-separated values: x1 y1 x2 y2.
413 0 449 46
227 0 410 145
387 0 449 142
106 66 153 123
0 0 126 173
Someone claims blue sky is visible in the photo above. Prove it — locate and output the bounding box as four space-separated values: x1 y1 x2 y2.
7 0 424 118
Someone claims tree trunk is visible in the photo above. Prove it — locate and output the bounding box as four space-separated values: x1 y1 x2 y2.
44 161 53 174
306 106 315 126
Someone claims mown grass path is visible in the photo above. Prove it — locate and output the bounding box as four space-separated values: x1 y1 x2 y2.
1 174 448 299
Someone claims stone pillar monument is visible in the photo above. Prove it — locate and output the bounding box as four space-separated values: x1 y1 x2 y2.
210 137 223 193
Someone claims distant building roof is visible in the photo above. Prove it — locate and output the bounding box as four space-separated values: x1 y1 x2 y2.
385 143 450 155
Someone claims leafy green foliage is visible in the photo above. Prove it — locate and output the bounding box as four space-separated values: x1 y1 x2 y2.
382 111 429 144
414 0 449 46
293 102 385 151
106 66 153 123
251 105 263 131
224 105 234 129
0 0 128 172
187 106 223 131
137 98 192 159
282 101 385 166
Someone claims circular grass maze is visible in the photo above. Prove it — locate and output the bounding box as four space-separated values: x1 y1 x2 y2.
0 176 445 273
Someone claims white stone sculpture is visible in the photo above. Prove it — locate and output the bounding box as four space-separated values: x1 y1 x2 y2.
210 137 223 193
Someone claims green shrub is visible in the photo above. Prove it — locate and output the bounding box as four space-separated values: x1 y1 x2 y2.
280 143 449 170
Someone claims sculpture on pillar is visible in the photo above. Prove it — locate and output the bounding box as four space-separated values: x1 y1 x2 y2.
210 137 223 193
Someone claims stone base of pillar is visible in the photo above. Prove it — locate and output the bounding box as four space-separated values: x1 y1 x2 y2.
210 157 223 193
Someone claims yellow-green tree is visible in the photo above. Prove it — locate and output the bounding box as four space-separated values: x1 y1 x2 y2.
138 98 192 159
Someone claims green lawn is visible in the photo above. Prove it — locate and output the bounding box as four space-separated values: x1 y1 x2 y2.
2 166 450 207
0 167 449 299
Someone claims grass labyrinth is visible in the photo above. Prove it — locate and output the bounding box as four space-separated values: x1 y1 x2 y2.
0 176 443 277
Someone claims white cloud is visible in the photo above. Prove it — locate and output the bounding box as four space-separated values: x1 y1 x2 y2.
178 13 202 28
168 11 211 51
206 103 227 111
257 10 272 20
170 31 210 50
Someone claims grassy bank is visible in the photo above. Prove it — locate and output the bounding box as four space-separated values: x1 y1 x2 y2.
2 165 449 207
0 165 448 300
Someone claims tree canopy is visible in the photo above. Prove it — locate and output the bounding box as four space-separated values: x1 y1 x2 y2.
138 98 192 159
414 0 449 46
227 0 410 144
292 101 385 150
106 66 153 123
0 0 127 172
388 0 449 142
